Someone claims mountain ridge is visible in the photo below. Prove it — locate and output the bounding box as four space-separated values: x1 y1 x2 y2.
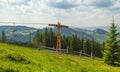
0 26 110 43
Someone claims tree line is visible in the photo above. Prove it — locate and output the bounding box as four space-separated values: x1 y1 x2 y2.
0 27 104 58
32 27 104 58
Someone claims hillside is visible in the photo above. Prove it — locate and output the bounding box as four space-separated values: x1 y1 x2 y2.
0 26 109 43
0 43 120 72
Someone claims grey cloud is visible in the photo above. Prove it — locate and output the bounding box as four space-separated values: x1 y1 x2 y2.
47 0 79 9
92 0 113 8
83 0 114 8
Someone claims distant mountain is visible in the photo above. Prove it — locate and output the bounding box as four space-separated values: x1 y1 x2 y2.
93 28 108 34
0 26 36 36
0 26 111 43
70 28 108 43
0 26 36 31
82 26 120 32
0 26 37 42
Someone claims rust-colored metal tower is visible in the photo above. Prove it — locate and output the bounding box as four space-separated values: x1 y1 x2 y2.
49 22 68 51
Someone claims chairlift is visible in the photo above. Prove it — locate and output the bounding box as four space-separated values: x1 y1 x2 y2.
8 22 17 44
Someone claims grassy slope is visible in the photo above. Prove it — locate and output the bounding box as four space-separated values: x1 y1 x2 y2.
0 43 120 72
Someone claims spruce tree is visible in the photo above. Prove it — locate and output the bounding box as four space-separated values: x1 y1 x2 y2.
83 38 87 54
61 35 67 49
29 32 32 44
103 18 120 66
1 30 6 43
48 28 56 47
44 27 49 47
33 30 41 48
69 34 74 51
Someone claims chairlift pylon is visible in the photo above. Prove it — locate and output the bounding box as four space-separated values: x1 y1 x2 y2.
12 22 17 37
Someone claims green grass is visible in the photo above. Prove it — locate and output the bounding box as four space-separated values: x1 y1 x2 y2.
0 43 120 72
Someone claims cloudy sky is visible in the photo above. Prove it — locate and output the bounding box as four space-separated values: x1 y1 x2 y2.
0 0 120 28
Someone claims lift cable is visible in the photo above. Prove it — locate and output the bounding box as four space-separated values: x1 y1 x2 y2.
0 21 77 28
0 22 54 25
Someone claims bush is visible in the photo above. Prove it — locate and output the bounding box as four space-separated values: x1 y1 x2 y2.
7 53 30 64
0 67 18 72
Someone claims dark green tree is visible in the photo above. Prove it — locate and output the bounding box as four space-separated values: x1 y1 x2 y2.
61 35 67 49
103 18 120 66
69 34 80 51
83 38 87 54
80 38 84 52
1 31 6 42
86 39 91 55
44 27 49 47
48 28 56 47
29 32 32 44
94 41 102 57
33 30 41 48
69 34 73 51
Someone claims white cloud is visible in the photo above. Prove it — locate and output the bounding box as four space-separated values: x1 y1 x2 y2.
7 0 24 3
0 0 120 28
114 0 120 8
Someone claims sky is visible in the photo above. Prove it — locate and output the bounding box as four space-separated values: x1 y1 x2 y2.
0 0 120 28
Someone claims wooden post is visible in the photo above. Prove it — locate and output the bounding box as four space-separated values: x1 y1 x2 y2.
79 50 82 57
91 50 93 59
53 46 55 51
67 46 69 54
91 38 94 59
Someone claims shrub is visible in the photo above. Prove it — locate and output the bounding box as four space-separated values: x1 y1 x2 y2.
7 53 30 64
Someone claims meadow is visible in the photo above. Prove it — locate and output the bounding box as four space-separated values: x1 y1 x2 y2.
0 43 120 72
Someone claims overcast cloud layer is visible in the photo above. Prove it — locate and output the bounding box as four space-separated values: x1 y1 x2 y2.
0 0 120 28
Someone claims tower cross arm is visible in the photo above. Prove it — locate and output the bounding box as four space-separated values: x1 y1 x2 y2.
48 24 69 28
60 25 68 28
48 24 58 27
